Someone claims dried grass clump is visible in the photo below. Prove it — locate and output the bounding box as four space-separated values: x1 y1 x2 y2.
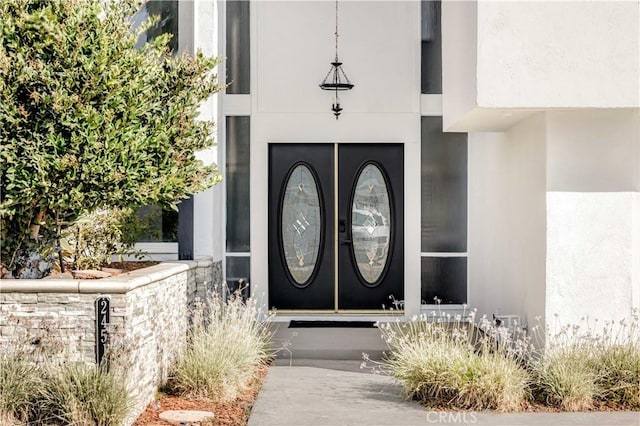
169 289 273 402
378 309 530 411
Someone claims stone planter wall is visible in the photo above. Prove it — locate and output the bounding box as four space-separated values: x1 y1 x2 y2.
0 258 223 425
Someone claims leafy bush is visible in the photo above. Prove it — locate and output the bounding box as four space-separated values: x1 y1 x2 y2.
377 310 530 411
0 0 222 275
62 207 142 270
169 290 273 402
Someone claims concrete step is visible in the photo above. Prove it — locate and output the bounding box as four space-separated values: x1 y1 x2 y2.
270 322 387 361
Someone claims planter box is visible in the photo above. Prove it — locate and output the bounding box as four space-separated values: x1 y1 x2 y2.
0 258 222 425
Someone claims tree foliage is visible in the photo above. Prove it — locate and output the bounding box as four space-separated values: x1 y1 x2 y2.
0 0 222 273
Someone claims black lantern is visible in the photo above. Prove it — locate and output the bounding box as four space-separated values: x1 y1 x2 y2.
319 0 353 119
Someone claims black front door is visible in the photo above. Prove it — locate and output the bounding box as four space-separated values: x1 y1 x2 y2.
268 143 403 311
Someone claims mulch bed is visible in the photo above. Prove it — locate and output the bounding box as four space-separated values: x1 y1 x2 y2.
133 366 268 426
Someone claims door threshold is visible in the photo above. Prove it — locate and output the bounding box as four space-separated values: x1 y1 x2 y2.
271 310 404 315
269 314 404 323
269 310 404 323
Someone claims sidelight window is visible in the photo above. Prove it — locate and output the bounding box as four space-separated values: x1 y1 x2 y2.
225 116 251 287
421 0 442 94
226 0 250 94
421 117 467 304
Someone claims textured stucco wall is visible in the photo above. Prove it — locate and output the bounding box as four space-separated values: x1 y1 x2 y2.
546 192 639 329
442 1 639 131
0 259 221 425
546 110 640 192
253 1 420 114
468 114 547 329
544 110 640 328
476 1 639 108
442 0 477 131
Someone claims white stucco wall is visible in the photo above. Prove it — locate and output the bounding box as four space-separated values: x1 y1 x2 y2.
545 110 640 327
441 0 477 131
477 1 639 109
253 1 420 115
468 114 547 329
546 192 639 328
546 110 640 192
443 0 640 131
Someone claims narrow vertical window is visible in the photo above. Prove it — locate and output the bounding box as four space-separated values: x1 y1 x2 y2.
133 0 180 244
421 0 442 94
145 0 179 53
421 117 467 304
421 117 467 252
226 116 251 286
226 117 250 252
226 0 250 94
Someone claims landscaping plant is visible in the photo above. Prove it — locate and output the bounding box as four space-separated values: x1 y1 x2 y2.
61 207 143 270
169 290 273 402
0 0 222 276
375 308 530 411
0 354 42 424
0 314 132 425
531 311 640 410
530 345 599 410
34 363 131 426
591 342 640 408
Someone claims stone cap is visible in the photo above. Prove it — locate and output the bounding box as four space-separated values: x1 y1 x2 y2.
0 260 208 294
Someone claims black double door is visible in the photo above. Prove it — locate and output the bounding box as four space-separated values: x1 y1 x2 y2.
268 144 403 311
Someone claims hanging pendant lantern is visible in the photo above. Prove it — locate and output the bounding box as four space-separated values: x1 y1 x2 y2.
319 0 353 119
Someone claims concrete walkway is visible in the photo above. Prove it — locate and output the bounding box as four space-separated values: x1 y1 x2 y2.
248 360 640 426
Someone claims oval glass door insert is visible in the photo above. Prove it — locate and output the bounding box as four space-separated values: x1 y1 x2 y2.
351 164 392 285
281 164 322 285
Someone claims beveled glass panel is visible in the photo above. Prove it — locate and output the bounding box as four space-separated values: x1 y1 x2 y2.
351 164 391 284
281 165 321 285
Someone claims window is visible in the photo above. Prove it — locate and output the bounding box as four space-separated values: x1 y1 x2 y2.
134 206 178 243
226 0 250 94
225 117 251 286
421 117 467 304
421 0 442 94
134 1 179 54
133 0 180 244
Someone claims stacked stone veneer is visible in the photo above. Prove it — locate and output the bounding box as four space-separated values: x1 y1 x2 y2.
0 258 222 425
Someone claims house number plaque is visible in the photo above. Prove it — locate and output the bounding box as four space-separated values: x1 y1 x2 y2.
95 297 110 364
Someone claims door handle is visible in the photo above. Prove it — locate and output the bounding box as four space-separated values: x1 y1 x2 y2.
340 239 352 245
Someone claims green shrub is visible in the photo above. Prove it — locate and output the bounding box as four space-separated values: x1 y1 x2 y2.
34 363 131 426
169 291 273 402
379 312 530 411
0 354 41 423
62 207 142 269
0 0 222 275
